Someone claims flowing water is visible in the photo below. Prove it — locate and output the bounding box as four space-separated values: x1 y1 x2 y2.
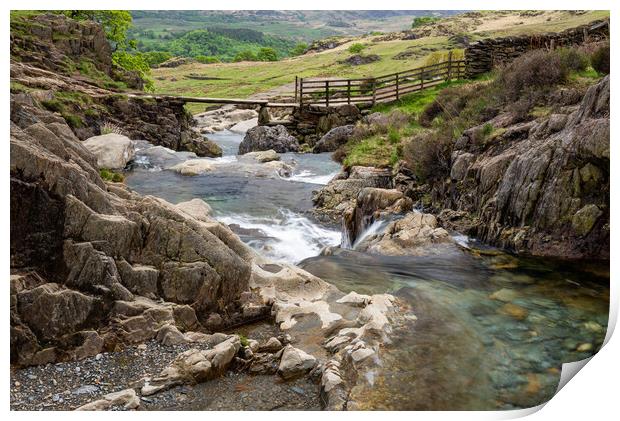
125 127 609 410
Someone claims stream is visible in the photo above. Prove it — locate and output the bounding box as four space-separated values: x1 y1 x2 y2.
125 127 609 410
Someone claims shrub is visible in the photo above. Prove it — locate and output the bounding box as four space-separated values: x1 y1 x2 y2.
496 49 568 102
291 42 308 56
387 127 401 144
590 43 610 75
194 55 220 64
41 99 65 113
412 16 440 28
402 128 453 182
348 43 366 54
99 168 125 182
359 78 375 95
257 47 278 62
557 47 589 73
234 50 257 62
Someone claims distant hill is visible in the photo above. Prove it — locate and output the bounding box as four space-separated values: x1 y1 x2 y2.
129 10 463 62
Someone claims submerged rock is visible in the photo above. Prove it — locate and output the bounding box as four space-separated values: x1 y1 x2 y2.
238 125 300 154
169 159 216 175
83 133 135 169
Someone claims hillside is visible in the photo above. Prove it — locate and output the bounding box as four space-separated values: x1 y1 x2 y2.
150 10 609 113
129 10 462 43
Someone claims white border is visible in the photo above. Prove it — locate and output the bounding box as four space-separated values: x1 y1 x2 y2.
2 1 617 419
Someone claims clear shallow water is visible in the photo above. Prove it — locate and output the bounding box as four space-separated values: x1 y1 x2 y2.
125 127 609 410
126 131 342 263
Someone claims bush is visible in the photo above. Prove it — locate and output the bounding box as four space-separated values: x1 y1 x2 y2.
590 43 609 75
234 50 257 62
112 51 154 91
257 47 278 62
412 16 440 28
195 55 220 64
99 168 125 182
402 128 453 182
348 43 366 54
143 51 172 68
291 42 308 56
496 49 568 102
558 47 589 73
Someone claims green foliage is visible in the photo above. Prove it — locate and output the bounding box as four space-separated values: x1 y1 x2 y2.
291 42 308 56
143 51 173 67
425 49 464 66
387 127 402 144
145 29 294 62
62 113 84 128
41 99 65 113
238 334 250 347
195 55 220 64
62 10 132 49
112 51 154 91
412 16 441 28
257 47 278 62
590 43 609 75
234 50 257 62
348 43 366 54
99 168 125 183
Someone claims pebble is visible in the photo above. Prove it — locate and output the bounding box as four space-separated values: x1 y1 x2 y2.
95 354 102 361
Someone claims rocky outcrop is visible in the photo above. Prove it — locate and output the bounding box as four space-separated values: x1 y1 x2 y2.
10 13 208 156
312 124 355 153
340 54 381 66
399 76 610 259
83 134 135 169
343 187 413 246
238 125 300 154
10 98 257 366
313 166 392 223
355 212 454 255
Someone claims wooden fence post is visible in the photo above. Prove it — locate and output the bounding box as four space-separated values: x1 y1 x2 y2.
325 80 329 107
294 76 298 102
395 73 400 101
421 68 425 90
447 50 453 82
347 80 351 105
372 78 377 106
299 78 304 107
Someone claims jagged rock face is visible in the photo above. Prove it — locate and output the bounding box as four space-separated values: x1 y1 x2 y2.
10 13 143 89
10 99 255 366
408 76 610 259
11 13 112 77
238 125 300 154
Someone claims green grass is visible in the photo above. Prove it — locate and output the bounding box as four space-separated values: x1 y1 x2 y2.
99 169 125 183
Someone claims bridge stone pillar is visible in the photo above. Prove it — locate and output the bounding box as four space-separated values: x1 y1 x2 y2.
258 106 271 125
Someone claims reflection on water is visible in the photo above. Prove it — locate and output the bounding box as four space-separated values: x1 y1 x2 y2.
125 129 609 410
300 248 609 410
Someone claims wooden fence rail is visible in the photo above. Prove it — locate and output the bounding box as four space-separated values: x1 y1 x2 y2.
294 56 465 107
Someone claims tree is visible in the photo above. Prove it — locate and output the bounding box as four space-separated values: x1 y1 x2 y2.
348 43 366 54
291 42 308 56
257 47 278 62
234 50 257 62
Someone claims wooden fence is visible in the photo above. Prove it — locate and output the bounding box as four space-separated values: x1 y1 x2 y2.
294 56 465 107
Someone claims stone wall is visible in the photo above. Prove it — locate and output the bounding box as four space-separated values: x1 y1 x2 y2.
268 104 364 148
465 19 609 77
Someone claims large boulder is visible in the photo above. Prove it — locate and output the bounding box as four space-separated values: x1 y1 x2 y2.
181 136 222 158
277 345 317 380
83 133 134 169
312 124 355 153
238 125 300 154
